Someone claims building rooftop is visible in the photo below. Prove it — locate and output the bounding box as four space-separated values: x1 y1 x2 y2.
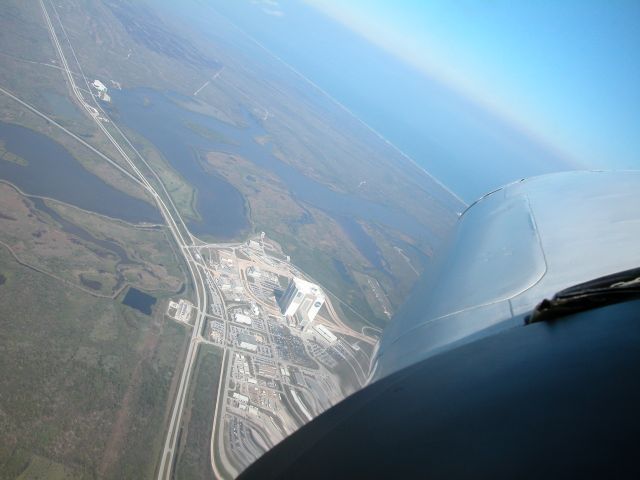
292 277 324 297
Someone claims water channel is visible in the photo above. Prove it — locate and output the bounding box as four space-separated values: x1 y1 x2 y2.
110 88 437 259
0 121 162 224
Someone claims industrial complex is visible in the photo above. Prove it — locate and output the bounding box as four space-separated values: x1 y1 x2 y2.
278 277 326 331
164 234 378 477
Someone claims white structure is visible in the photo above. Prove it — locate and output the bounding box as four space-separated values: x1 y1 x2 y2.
278 277 325 330
314 324 337 343
239 341 258 352
373 171 640 380
92 79 107 92
167 299 193 323
247 266 262 278
233 392 249 403
235 313 252 325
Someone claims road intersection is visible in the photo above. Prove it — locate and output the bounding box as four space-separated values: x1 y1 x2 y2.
0 3 380 478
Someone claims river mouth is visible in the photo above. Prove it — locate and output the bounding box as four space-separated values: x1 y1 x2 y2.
0 121 162 224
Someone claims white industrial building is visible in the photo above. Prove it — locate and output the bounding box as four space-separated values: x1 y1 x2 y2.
234 313 252 325
247 266 262 278
239 341 258 352
92 79 107 92
314 324 337 343
278 277 325 330
233 392 249 403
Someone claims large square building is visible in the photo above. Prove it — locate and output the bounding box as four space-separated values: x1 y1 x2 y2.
278 278 325 330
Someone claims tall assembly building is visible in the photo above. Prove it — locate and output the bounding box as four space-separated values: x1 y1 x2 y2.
279 278 325 330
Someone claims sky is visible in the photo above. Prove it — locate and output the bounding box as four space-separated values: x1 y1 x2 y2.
197 0 639 201
304 0 640 170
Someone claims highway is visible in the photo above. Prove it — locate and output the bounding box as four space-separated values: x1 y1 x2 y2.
36 1 212 478
193 241 377 475
14 3 381 479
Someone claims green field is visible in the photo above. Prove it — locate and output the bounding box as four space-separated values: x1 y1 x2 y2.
0 182 185 299
174 345 223 480
0 140 27 166
0 233 187 479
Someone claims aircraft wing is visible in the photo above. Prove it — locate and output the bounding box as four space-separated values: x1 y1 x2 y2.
373 170 640 379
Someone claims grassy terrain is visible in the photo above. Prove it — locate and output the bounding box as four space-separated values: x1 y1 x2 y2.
204 152 383 318
0 245 188 479
184 121 236 145
0 0 199 219
0 182 184 297
109 123 200 223
0 178 190 479
0 0 460 324
174 345 223 480
50 199 185 294
0 140 27 166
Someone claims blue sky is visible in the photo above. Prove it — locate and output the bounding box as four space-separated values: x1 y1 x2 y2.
198 0 639 200
305 0 640 171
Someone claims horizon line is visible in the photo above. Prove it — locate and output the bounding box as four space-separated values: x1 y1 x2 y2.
206 5 469 208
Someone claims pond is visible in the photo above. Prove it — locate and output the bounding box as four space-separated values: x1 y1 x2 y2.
122 287 157 315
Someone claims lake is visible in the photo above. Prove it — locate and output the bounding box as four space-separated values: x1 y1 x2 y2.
0 89 437 264
0 122 162 224
109 88 439 250
107 90 250 240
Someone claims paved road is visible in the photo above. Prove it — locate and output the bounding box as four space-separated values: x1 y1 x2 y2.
36 2 212 478
23 4 381 479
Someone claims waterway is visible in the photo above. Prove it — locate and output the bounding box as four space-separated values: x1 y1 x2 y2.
0 90 436 263
31 197 134 264
30 196 149 292
0 121 162 224
108 89 250 239
109 88 438 251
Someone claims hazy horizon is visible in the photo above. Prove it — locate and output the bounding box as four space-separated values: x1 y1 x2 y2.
181 0 639 201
